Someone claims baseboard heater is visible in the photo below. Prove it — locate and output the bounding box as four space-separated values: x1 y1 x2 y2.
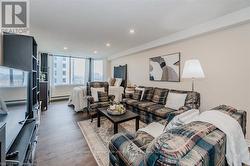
50 95 70 102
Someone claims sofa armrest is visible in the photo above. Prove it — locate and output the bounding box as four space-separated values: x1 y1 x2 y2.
165 105 192 123
109 133 145 166
178 105 192 113
86 96 94 104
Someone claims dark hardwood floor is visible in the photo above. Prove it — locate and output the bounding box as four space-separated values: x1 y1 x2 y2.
36 101 97 166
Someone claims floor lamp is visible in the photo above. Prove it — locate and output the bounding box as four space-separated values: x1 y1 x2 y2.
182 59 205 108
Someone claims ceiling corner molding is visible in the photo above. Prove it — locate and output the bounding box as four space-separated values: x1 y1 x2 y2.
108 7 250 60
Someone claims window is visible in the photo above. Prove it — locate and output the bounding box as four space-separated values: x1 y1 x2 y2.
93 60 103 81
51 55 87 86
71 57 86 84
52 56 70 85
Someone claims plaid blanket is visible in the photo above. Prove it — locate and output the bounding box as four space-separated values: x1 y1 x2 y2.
146 121 217 164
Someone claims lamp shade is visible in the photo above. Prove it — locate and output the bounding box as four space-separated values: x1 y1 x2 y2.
182 59 205 78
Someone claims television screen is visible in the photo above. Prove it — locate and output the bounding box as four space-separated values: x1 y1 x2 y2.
0 65 29 151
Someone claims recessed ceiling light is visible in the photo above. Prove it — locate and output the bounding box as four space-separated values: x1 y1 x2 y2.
94 50 98 54
129 29 135 34
106 43 111 47
63 47 68 50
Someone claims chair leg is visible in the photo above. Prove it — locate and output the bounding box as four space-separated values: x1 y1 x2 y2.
91 114 93 122
87 107 93 122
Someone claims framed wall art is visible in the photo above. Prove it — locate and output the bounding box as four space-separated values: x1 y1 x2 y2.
149 52 180 82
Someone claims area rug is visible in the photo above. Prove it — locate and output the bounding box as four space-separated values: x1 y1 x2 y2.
78 118 146 166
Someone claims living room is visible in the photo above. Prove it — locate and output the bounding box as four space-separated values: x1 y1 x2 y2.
0 0 250 166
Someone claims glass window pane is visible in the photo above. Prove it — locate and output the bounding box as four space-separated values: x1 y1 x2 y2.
0 68 27 87
53 56 70 85
71 58 86 84
12 69 27 87
0 67 10 86
93 60 103 81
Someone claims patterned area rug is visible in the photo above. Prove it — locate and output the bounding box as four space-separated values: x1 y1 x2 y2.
78 117 146 166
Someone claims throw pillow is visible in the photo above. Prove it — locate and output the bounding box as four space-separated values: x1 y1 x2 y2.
114 78 122 86
108 78 116 86
98 91 109 102
91 87 105 102
165 92 187 110
151 88 169 104
141 87 154 101
132 89 143 100
135 87 145 101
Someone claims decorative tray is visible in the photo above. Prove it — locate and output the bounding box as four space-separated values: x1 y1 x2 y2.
107 108 126 116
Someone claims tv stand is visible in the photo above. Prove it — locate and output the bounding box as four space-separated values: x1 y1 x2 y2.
0 108 40 165
7 119 37 165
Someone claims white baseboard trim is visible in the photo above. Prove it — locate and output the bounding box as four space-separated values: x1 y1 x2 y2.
246 139 250 147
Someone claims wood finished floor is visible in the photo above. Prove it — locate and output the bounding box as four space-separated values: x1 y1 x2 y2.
36 101 97 166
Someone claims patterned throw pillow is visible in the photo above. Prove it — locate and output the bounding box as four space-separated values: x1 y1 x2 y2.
151 88 169 104
132 90 143 100
142 87 154 101
98 91 109 102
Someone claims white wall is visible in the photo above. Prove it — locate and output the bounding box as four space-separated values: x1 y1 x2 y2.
110 23 250 139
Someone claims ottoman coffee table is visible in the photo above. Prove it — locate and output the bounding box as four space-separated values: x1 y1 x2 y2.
97 107 140 134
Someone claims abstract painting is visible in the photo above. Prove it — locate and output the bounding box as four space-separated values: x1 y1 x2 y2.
149 52 180 82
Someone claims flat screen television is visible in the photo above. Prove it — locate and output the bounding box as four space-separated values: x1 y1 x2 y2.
0 65 29 152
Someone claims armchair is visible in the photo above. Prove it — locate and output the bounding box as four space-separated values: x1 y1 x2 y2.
86 82 115 121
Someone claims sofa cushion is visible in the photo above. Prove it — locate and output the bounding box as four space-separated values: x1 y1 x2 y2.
152 107 176 118
132 89 143 100
125 98 140 107
146 104 165 113
137 101 156 111
151 88 169 104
